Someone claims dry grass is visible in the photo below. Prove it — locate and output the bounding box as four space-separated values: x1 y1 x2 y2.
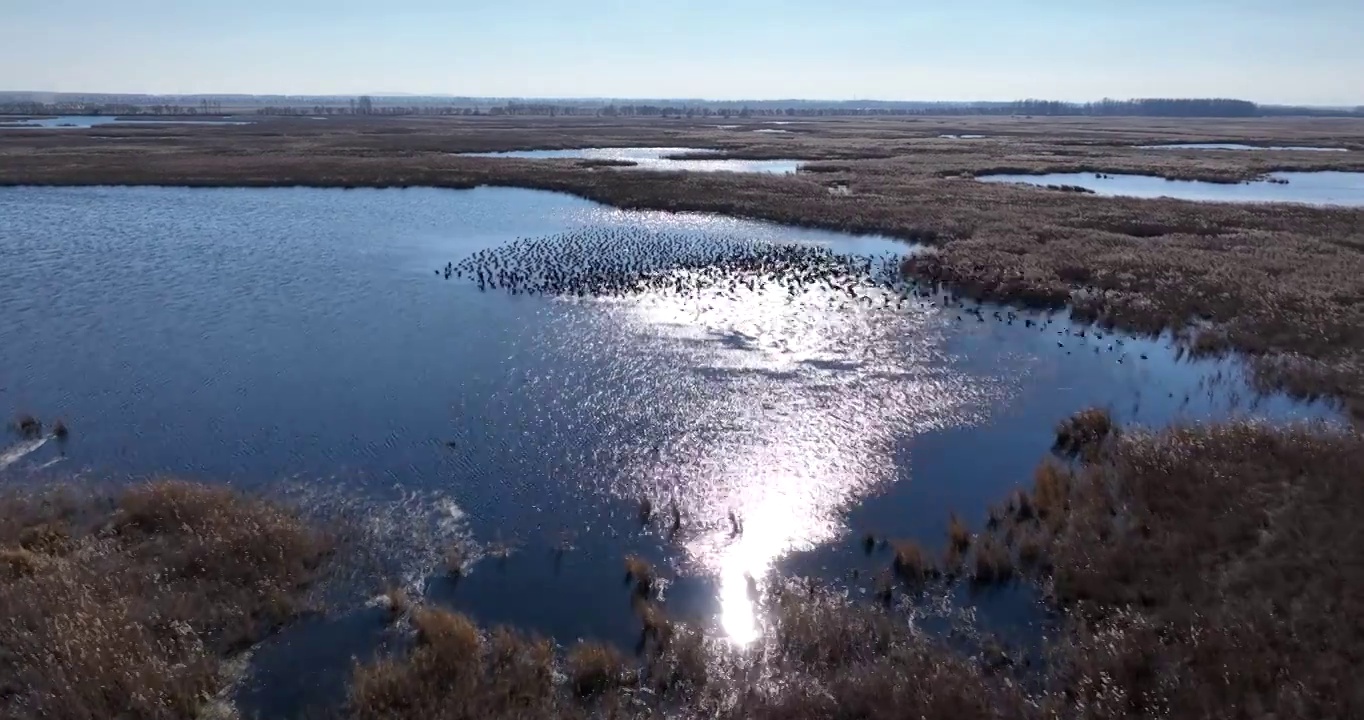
564 641 628 697
349 592 1028 720
0 479 331 720
350 607 563 719
995 421 1364 718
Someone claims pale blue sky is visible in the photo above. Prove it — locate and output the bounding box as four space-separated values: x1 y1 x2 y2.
3 0 1360 104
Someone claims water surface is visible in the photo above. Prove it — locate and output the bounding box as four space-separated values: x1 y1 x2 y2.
0 115 251 129
464 147 803 174
978 171 1364 206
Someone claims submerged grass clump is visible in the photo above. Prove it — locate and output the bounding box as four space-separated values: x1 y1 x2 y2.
947 512 972 550
10 413 42 438
624 554 656 597
891 540 931 582
443 543 465 578
972 536 1014 585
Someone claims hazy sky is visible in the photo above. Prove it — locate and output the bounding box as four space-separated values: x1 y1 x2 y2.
3 0 1360 104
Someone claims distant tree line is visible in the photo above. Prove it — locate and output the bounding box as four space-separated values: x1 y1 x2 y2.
0 93 1358 119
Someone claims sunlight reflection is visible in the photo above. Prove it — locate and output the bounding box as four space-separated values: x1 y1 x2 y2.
597 263 1008 645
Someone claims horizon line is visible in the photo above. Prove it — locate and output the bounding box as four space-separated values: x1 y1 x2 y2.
2 90 1361 108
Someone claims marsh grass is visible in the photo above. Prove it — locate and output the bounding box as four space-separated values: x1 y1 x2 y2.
988 420 1364 718
1031 458 1073 524
575 158 639 169
0 479 331 720
565 641 629 697
350 607 563 719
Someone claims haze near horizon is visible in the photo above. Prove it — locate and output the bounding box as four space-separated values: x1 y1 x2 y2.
2 0 1361 105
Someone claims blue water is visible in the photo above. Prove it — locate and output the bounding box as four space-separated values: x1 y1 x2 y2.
464 147 804 174
0 186 1334 716
979 171 1364 206
0 115 251 129
1140 143 1349 152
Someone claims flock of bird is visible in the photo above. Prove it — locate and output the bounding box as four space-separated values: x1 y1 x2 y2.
432 226 1156 364
436 227 910 303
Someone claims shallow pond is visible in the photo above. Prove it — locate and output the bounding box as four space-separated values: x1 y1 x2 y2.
1140 143 1349 152
0 186 1334 715
464 146 804 174
0 115 251 129
978 170 1364 206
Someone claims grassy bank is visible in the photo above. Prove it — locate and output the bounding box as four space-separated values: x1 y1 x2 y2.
0 480 332 719
2 115 1362 417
